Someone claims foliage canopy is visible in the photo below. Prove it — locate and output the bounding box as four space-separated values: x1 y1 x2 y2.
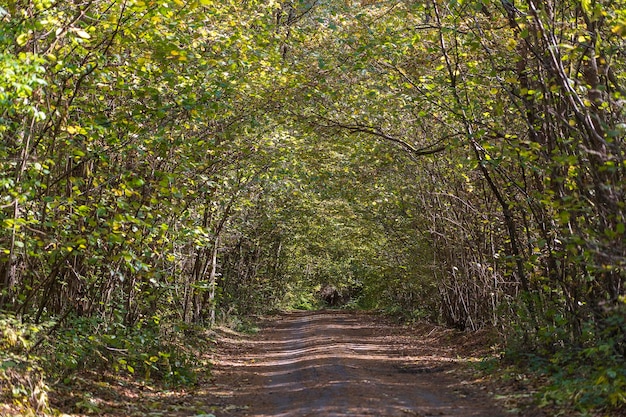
1 0 625 413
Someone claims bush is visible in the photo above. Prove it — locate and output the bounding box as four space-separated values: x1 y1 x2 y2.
505 303 626 414
43 315 207 386
0 313 51 415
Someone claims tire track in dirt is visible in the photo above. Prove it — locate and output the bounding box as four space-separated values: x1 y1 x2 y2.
219 310 507 417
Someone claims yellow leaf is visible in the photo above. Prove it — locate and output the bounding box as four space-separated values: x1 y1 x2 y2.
612 22 626 37
74 28 91 39
581 0 591 15
16 33 29 46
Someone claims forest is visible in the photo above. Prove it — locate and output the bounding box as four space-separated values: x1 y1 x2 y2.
1 0 625 415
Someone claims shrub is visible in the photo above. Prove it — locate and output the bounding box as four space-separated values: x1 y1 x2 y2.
44 315 206 386
505 303 626 414
0 313 51 415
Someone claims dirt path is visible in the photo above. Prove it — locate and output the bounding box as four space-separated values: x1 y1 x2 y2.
213 310 508 417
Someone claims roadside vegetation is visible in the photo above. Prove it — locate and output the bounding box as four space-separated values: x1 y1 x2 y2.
1 0 624 415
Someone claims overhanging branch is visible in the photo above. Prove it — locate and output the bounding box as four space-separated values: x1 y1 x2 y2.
313 115 447 157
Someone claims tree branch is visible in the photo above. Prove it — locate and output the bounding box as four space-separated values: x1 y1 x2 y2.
313 115 446 156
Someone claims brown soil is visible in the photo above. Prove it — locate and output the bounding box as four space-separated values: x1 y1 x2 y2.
47 310 550 417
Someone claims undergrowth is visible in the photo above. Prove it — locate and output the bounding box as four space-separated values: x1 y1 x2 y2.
493 311 626 416
0 313 52 416
515 348 626 414
219 314 261 334
1 312 212 415
43 315 208 386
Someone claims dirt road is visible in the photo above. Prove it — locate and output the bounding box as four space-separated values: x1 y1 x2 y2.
213 310 508 417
